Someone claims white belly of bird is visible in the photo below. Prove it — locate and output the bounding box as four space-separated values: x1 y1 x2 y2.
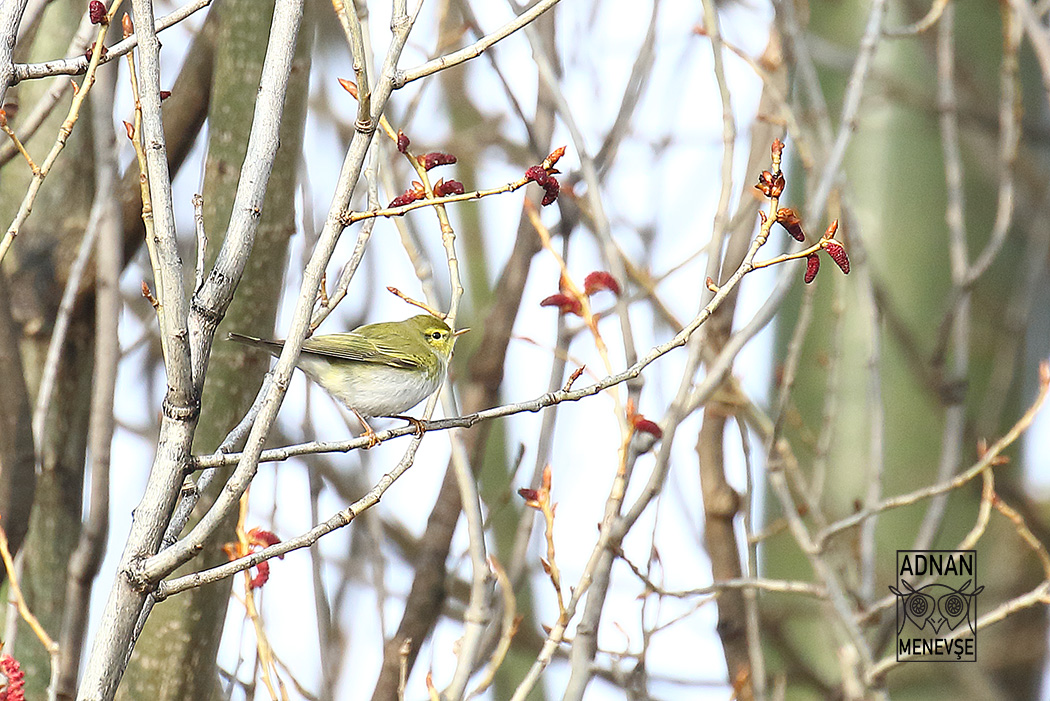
296 357 443 418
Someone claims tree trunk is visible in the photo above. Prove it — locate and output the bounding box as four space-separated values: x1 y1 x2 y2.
116 1 313 698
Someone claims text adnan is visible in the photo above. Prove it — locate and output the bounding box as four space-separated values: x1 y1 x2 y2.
899 552 974 577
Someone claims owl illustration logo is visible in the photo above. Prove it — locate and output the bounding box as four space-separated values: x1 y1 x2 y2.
889 578 983 636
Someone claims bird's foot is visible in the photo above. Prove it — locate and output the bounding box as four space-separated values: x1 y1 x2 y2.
352 410 381 449
390 414 426 438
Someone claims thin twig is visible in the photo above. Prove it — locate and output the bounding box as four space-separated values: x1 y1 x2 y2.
882 0 950 37
396 0 562 87
193 194 207 293
11 0 213 83
0 0 124 265
0 524 58 657
466 557 519 700
817 361 1050 546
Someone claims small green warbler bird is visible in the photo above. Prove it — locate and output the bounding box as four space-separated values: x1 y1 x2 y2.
229 314 465 442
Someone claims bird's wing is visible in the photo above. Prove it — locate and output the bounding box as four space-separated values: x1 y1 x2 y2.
301 333 418 369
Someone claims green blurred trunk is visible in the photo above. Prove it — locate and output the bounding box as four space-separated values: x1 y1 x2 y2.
1 2 96 694
763 1 1048 698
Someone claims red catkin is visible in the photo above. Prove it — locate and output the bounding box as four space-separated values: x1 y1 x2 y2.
823 240 850 274
804 252 820 284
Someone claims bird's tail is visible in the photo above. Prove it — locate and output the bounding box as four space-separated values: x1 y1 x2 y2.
228 332 284 356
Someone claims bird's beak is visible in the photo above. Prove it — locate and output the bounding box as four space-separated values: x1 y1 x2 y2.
453 327 471 337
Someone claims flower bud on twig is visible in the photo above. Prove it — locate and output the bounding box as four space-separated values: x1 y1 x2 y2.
583 271 620 296
89 1 107 25
540 293 582 316
418 152 457 170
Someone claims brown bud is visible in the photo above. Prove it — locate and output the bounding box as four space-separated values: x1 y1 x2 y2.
754 170 785 198
543 146 566 169
770 172 785 198
337 78 358 98
518 487 540 503
755 171 773 196
823 219 839 240
777 208 805 242
84 42 108 61
396 130 410 154
121 12 132 38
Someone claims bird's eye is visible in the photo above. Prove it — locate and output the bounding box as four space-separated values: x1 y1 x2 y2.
431 331 444 340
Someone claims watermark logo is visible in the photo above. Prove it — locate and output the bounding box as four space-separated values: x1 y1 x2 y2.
890 550 981 662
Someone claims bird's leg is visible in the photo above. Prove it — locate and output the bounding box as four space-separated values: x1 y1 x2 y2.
389 414 426 438
351 409 380 449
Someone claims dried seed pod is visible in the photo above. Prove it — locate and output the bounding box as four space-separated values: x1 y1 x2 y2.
804 252 820 284
823 240 850 274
